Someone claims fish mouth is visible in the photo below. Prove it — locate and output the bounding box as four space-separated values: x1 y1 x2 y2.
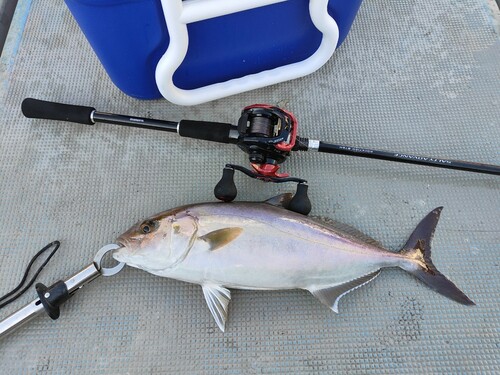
114 236 129 250
112 248 127 263
111 240 128 262
115 240 126 249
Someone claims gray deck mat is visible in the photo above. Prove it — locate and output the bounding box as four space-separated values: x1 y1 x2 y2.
0 0 499 373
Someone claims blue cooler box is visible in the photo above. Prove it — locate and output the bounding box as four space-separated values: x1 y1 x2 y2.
65 0 363 105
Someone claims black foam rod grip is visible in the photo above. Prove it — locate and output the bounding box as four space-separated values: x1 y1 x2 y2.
178 119 234 144
22 98 96 125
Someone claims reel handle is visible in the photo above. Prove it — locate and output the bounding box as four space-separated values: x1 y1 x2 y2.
214 164 312 215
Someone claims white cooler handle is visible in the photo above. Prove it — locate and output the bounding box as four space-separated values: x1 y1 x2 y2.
156 0 339 105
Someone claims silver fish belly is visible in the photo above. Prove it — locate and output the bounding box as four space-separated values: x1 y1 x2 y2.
113 197 474 331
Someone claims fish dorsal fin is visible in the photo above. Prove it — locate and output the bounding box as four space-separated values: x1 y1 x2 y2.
202 284 231 332
309 270 380 313
199 227 243 251
310 216 385 249
264 193 293 208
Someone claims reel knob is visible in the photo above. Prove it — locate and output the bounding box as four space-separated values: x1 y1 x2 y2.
288 183 312 215
214 167 237 202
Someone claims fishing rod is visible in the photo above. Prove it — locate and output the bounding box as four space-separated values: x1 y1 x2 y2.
22 98 500 213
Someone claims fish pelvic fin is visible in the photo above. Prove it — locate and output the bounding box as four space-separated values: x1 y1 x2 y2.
309 270 380 313
400 207 475 306
202 284 231 332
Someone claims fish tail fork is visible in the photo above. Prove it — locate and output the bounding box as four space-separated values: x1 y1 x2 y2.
399 207 475 306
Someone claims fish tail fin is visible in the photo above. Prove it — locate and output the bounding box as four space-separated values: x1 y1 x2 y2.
399 207 475 306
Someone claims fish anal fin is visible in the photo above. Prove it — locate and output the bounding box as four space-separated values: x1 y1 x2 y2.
309 270 380 313
199 227 243 251
201 284 231 332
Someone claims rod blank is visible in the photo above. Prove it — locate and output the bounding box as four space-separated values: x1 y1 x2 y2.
316 141 500 176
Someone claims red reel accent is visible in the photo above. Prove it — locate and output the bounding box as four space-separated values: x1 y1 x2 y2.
251 163 289 178
275 108 297 152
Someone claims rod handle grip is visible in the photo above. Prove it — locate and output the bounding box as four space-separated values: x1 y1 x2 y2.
178 119 235 143
22 98 95 125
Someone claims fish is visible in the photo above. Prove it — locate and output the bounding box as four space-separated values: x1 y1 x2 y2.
113 194 474 331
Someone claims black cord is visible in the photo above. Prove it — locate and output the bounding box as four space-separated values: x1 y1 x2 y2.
0 240 60 309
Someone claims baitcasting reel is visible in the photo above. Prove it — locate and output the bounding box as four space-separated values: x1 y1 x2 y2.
236 104 298 178
215 104 311 214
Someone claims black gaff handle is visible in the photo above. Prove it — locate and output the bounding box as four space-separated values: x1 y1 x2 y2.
22 98 95 125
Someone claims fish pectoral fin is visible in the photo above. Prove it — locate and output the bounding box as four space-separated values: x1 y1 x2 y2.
264 193 293 208
199 227 243 251
309 270 380 313
201 284 231 332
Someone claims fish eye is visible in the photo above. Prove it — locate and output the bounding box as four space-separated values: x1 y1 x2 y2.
140 220 157 234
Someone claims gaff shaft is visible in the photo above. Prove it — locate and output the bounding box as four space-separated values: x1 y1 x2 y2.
0 244 124 340
0 263 100 340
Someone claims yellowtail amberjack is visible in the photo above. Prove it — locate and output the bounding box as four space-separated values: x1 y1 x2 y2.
113 194 474 331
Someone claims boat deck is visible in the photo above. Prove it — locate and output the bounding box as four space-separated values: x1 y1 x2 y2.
0 0 499 373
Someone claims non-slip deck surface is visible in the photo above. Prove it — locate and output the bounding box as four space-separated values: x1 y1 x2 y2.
0 0 499 373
